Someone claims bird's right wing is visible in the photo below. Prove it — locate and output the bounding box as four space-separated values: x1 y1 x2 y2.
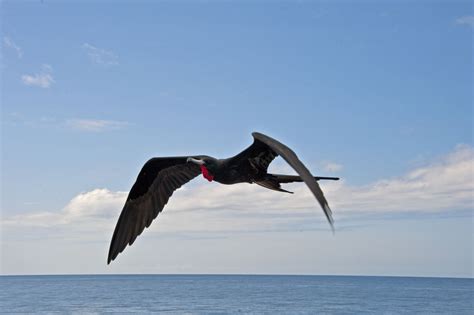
108 157 201 264
252 132 335 231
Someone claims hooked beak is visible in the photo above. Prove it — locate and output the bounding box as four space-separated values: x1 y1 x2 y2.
186 157 205 165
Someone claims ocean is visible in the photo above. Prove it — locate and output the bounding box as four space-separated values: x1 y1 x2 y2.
0 275 472 314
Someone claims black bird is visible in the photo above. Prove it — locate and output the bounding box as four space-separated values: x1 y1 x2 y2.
108 132 339 264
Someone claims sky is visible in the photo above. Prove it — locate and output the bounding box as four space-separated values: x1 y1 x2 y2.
1 1 472 277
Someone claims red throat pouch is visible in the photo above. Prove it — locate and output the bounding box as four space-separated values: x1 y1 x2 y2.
200 165 214 182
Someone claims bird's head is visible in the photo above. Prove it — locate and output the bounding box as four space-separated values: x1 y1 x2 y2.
186 156 218 182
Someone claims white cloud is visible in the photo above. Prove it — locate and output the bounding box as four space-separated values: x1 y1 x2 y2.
3 36 23 58
66 119 129 132
322 161 343 172
3 144 473 235
21 73 54 88
2 189 127 235
82 43 118 65
63 189 127 221
21 64 54 88
455 16 474 28
3 114 129 132
330 144 473 214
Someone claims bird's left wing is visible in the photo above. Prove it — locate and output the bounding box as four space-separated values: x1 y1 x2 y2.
252 132 335 231
108 157 201 264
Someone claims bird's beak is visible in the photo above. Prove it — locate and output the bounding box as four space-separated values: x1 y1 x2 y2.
186 157 205 165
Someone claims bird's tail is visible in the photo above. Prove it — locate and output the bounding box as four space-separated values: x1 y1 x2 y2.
255 179 293 193
256 174 339 194
270 174 339 183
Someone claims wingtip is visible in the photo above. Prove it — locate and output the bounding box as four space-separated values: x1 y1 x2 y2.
324 205 335 234
251 131 265 138
107 251 115 265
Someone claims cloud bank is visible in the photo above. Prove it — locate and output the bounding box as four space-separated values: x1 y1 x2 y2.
3 144 473 236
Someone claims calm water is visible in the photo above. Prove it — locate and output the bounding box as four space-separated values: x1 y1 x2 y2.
0 275 472 314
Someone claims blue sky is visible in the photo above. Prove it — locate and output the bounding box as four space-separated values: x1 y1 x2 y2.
1 1 472 277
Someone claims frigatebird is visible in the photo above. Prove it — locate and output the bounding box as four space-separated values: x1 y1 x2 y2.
108 132 339 264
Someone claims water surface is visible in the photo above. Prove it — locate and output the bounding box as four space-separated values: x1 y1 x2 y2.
0 275 472 314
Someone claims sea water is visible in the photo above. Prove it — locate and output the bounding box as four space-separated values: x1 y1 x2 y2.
0 275 472 314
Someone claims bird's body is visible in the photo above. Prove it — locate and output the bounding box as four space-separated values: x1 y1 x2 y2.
108 132 339 264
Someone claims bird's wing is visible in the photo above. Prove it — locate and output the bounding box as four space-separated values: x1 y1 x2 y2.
108 157 201 264
232 136 278 171
252 132 335 231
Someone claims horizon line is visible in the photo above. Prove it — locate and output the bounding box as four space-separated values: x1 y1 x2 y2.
1 273 472 280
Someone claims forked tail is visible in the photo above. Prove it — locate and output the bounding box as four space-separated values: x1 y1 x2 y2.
255 174 339 193
271 174 339 183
